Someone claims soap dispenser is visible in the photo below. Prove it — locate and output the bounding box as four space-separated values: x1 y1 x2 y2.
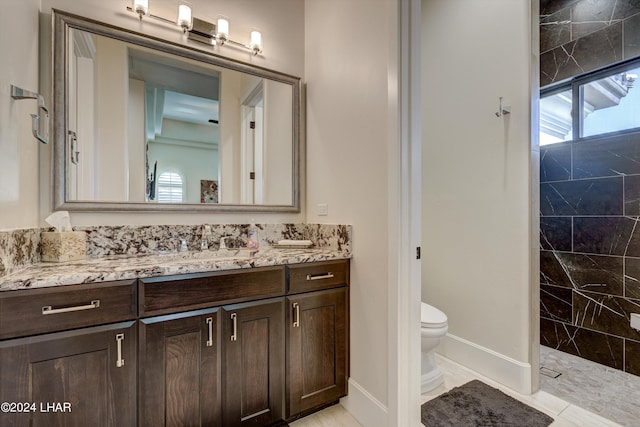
247 222 259 250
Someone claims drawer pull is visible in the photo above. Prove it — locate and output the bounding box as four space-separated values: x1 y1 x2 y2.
306 272 334 281
42 299 100 315
230 313 237 342
116 333 125 368
292 302 300 328
205 317 214 347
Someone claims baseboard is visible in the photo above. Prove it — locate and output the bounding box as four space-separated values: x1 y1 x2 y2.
340 378 389 427
438 333 533 394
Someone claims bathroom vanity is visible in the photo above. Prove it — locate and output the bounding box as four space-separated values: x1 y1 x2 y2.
0 253 349 426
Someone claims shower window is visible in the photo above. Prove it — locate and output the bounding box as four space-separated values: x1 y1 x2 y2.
540 59 640 145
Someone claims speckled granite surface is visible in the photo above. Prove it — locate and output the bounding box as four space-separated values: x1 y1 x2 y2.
0 223 351 291
0 247 351 291
0 228 42 278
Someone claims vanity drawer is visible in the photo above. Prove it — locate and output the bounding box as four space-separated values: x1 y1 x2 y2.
287 260 349 294
139 266 285 316
0 280 137 340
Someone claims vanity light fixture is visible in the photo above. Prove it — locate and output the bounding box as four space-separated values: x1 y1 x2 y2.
127 0 191 31
126 1 263 55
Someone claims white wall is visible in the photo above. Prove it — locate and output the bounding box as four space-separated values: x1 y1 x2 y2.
305 0 392 423
94 35 128 201
263 79 293 205
421 0 535 392
4 0 305 228
148 142 218 204
0 0 41 230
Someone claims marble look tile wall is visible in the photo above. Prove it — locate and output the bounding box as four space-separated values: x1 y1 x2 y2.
540 0 640 86
540 130 640 376
0 228 41 279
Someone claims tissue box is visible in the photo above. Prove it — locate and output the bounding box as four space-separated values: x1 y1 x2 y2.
41 231 86 262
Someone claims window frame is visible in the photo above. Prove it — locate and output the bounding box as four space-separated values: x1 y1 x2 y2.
541 57 640 144
156 170 185 204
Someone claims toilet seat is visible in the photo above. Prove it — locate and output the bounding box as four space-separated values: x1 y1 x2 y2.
421 302 447 328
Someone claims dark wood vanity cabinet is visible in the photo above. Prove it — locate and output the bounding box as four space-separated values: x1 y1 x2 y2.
286 261 350 419
222 299 285 426
138 308 220 426
0 321 137 427
0 260 349 426
0 280 138 427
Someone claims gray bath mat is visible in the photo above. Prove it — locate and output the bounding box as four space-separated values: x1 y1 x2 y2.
421 380 554 427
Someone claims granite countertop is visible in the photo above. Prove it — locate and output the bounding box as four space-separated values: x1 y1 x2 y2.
0 247 351 292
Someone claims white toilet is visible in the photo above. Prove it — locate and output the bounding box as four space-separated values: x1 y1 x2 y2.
421 302 448 393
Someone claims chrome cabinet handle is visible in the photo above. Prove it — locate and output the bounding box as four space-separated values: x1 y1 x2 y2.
116 333 125 368
292 302 300 328
69 130 80 165
206 317 214 347
306 272 334 281
230 313 237 341
42 300 100 315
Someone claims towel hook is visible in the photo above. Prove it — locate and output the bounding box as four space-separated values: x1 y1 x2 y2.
10 85 49 144
495 96 511 118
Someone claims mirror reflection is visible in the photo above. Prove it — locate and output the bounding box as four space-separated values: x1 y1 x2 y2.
57 13 299 211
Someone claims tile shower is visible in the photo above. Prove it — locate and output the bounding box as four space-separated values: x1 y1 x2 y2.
539 0 640 376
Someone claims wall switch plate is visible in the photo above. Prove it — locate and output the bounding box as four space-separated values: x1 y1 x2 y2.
631 313 640 331
317 203 328 216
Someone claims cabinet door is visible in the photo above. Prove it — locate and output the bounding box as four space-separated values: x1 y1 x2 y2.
0 321 136 427
139 308 220 427
287 288 348 418
222 298 284 427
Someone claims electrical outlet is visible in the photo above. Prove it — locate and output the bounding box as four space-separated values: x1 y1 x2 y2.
317 203 328 216
631 313 640 331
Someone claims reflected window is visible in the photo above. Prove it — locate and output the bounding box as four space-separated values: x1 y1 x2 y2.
157 171 184 203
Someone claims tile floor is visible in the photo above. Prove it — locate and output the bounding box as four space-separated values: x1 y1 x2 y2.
540 345 640 427
291 352 625 426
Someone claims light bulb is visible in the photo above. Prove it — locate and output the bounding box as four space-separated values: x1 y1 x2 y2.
249 30 262 55
133 0 149 18
177 4 192 32
217 18 229 44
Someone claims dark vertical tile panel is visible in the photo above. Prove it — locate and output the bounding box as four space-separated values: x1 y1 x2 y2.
540 177 623 216
540 318 624 368
625 257 640 299
571 0 617 39
540 251 572 287
624 12 640 59
540 0 580 16
540 217 573 251
625 175 640 215
541 24 623 86
541 285 574 322
573 291 640 340
625 339 640 375
614 0 640 20
573 216 639 256
540 144 571 183
573 133 640 179
541 41 583 86
541 9 572 53
540 251 624 295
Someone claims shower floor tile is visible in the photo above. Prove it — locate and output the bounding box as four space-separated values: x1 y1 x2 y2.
540 345 640 426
